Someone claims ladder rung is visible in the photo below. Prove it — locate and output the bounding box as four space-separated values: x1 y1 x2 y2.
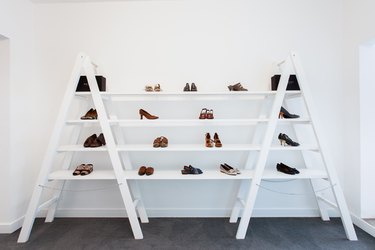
38 196 59 212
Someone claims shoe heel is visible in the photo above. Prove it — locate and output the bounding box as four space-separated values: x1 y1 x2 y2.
279 139 286 146
279 112 284 119
140 114 143 119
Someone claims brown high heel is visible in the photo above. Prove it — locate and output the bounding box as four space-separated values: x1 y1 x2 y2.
213 132 222 147
205 133 214 147
139 109 159 120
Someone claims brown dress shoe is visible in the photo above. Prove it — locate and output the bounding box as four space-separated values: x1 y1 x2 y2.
206 109 214 119
84 134 97 147
87 133 106 147
138 166 147 175
145 167 154 175
139 109 159 120
199 108 207 119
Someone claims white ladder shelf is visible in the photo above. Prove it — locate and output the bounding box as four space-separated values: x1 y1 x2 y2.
18 52 357 242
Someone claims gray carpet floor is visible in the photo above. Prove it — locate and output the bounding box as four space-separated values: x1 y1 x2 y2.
1 218 374 250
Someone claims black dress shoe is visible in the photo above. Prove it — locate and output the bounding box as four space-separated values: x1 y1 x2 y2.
183 83 190 91
278 133 299 146
279 107 300 119
277 163 299 174
191 83 197 91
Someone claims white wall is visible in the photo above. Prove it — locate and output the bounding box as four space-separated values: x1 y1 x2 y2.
32 0 347 218
0 0 37 233
342 0 375 217
0 36 10 224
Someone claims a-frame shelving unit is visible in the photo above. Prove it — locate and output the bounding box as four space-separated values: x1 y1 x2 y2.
18 52 357 242
17 53 143 242
229 52 357 240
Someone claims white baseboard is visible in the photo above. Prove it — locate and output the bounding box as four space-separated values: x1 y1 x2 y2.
351 214 375 237
0 217 24 234
48 207 326 218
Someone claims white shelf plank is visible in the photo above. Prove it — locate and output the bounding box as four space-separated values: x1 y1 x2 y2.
277 118 310 124
125 170 254 180
65 118 269 127
117 144 261 152
49 170 116 180
47 169 327 181
57 145 108 152
262 169 328 179
270 145 319 151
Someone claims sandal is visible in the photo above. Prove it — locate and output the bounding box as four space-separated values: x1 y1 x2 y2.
72 164 85 176
80 164 93 176
154 84 162 92
181 165 203 175
145 85 153 92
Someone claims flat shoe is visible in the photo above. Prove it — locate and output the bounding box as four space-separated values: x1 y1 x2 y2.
146 167 154 175
80 164 93 176
73 164 85 176
138 166 147 176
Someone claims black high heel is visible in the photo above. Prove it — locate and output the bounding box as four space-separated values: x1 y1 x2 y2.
279 107 299 119
278 133 299 146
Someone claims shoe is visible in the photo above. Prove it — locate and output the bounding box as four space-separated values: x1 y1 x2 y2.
206 109 214 119
191 83 197 91
223 163 241 174
73 164 85 176
80 164 93 176
145 167 154 175
145 85 153 92
160 136 168 147
278 133 299 146
154 84 161 92
213 132 222 147
83 134 97 147
220 164 237 175
279 107 300 119
199 108 207 119
276 163 299 175
228 83 248 91
89 133 106 147
205 133 214 147
138 166 147 175
139 109 159 120
181 165 203 174
153 137 161 148
80 108 98 120
183 83 190 91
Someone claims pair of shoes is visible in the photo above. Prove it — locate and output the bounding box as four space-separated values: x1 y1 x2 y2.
199 108 214 119
278 133 299 146
220 163 241 175
81 108 98 120
279 107 299 119
205 132 222 147
145 84 162 92
153 136 168 147
181 165 203 174
84 133 106 147
139 109 159 119
73 164 93 176
183 83 197 91
228 83 248 91
276 162 300 175
138 166 154 176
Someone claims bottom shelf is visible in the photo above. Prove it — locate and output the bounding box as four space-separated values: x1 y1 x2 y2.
48 169 328 181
